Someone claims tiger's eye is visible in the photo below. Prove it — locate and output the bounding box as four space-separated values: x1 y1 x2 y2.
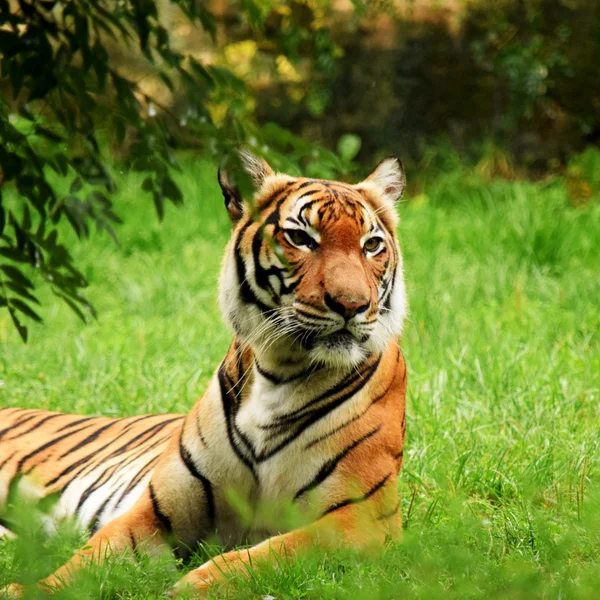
364 237 383 253
286 229 317 249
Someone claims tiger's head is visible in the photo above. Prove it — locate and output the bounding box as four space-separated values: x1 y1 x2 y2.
218 151 408 371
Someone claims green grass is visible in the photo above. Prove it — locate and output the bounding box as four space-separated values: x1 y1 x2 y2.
1 159 599 598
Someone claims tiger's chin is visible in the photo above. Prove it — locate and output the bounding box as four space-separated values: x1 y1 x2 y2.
307 330 371 369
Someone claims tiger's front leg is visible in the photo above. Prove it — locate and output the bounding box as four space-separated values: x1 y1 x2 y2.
172 466 401 597
4 487 171 598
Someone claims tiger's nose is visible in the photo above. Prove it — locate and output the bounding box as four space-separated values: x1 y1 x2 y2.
325 293 370 320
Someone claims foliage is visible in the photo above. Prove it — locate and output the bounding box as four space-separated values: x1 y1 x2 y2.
565 146 600 206
465 0 599 140
0 0 359 341
1 161 599 596
257 0 600 168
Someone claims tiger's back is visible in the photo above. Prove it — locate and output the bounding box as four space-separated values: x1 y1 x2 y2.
0 407 183 534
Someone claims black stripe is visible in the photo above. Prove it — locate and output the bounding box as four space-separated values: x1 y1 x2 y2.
103 418 182 460
298 300 328 312
58 414 166 459
58 420 120 458
271 355 381 426
224 369 261 462
393 449 403 460
77 427 165 516
129 529 139 558
47 448 108 489
195 416 207 447
16 422 99 474
256 356 382 461
0 411 40 441
105 430 172 492
218 364 258 480
294 425 381 501
73 424 176 513
294 308 332 322
178 436 216 528
254 361 320 385
296 180 317 190
377 502 400 521
149 482 172 534
89 482 126 535
251 225 279 300
382 249 398 311
46 428 124 489
74 420 181 509
251 200 289 299
113 430 174 474
234 221 271 313
2 413 63 441
76 462 122 515
304 413 364 450
235 184 296 311
55 417 95 433
367 373 397 407
234 339 245 385
46 419 176 489
114 454 161 510
298 198 323 223
254 361 285 384
323 472 392 516
263 355 381 432
0 452 16 471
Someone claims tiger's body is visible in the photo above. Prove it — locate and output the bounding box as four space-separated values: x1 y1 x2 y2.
0 410 183 534
1 153 408 597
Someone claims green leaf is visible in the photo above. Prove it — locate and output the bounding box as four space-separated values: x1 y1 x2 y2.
152 190 164 222
161 176 183 205
337 134 362 162
0 248 28 263
70 178 83 194
34 125 65 142
4 281 40 305
10 298 42 322
54 292 89 324
1 265 34 289
8 306 28 342
195 5 217 40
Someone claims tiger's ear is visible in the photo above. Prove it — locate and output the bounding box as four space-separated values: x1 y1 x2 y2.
218 150 274 223
364 156 406 206
239 148 274 188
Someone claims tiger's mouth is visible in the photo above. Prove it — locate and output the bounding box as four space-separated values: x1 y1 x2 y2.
297 327 367 351
294 325 372 368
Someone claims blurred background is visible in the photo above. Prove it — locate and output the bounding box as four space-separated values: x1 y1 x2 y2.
62 0 600 170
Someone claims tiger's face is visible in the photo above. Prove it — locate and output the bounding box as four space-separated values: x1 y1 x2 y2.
218 152 407 370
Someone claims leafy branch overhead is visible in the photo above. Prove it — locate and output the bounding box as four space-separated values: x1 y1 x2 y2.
0 0 351 342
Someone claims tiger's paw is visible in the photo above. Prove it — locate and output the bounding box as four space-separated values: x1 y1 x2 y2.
169 567 215 597
0 525 16 540
1 583 24 599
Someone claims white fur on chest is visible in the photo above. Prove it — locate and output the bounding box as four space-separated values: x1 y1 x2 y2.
234 370 368 503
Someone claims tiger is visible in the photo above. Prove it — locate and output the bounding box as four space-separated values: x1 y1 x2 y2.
0 151 408 597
